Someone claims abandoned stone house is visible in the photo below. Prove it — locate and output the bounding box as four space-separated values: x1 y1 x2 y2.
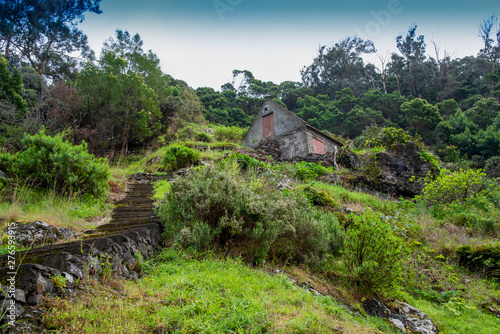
242 100 343 159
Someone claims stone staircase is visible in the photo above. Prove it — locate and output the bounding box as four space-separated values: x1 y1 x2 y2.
0 173 163 310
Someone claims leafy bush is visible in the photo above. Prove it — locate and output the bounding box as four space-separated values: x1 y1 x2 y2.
354 125 422 149
485 156 500 178
319 211 344 256
224 152 268 170
419 149 440 167
417 169 495 205
3 130 109 198
162 144 201 171
298 184 337 207
155 162 329 265
437 145 461 163
195 132 212 143
291 161 332 182
456 243 500 279
213 126 247 143
342 210 408 296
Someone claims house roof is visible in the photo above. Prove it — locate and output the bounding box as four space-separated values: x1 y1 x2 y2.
264 100 344 147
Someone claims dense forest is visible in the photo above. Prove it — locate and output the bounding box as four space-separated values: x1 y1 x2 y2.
1 0 500 169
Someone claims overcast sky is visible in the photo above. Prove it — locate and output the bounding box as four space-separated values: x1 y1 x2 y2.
79 0 499 90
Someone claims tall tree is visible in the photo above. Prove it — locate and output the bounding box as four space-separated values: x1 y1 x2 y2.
400 98 442 141
0 0 102 79
478 15 500 73
396 25 428 97
301 36 376 97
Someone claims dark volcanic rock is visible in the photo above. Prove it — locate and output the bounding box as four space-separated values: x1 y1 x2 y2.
352 143 439 198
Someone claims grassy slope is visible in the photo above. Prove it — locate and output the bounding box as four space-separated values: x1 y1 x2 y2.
43 249 398 333
3 124 499 333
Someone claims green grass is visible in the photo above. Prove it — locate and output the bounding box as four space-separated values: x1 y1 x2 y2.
152 179 170 201
0 185 111 230
310 181 397 214
43 249 397 334
409 297 500 334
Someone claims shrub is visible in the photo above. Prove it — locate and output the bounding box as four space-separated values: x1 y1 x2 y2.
485 156 500 178
162 144 201 171
318 211 344 256
437 145 461 163
456 243 500 279
354 125 422 149
342 210 408 296
419 149 440 167
429 195 499 235
298 184 337 207
195 132 212 143
292 161 332 182
224 152 268 170
155 162 329 265
417 169 495 205
213 126 247 143
5 130 109 198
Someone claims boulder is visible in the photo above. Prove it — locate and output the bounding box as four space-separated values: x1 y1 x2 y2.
13 221 76 247
363 298 438 334
351 143 439 198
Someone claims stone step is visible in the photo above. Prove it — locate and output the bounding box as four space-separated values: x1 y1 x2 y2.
0 172 164 305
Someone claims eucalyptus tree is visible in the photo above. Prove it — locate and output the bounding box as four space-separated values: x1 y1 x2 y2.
478 15 500 73
395 25 429 98
301 36 376 98
0 0 102 79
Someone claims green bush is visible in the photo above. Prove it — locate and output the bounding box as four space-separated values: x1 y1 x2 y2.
224 152 268 170
485 156 500 178
3 130 109 198
195 132 213 143
162 144 201 171
419 149 440 167
299 184 337 207
354 125 422 149
318 211 344 256
155 162 329 265
429 195 498 234
292 161 332 182
342 210 408 296
213 126 247 143
456 243 500 279
437 145 461 163
417 169 494 205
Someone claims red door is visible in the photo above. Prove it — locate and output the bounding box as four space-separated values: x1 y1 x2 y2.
263 113 274 138
313 138 326 154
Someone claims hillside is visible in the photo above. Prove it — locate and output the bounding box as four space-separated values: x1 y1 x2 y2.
1 124 499 333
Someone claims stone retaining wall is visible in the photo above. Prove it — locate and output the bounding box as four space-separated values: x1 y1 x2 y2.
0 173 163 325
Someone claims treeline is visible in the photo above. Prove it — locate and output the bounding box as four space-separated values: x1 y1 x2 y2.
0 29 204 156
0 0 203 156
0 1 499 165
196 23 500 166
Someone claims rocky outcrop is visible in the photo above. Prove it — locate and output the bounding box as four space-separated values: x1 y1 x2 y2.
0 173 163 329
254 139 437 197
363 298 438 334
351 143 439 197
